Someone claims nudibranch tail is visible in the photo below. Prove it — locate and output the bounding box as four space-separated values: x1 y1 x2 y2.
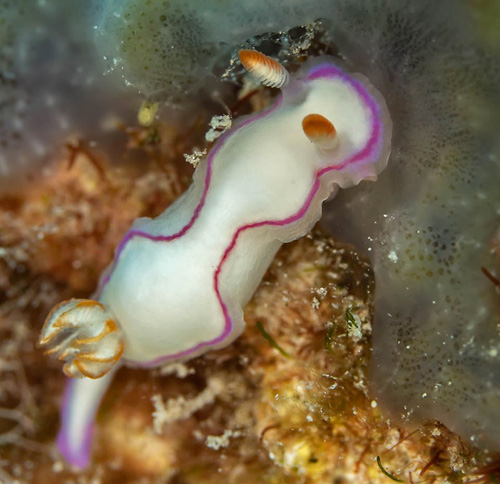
238 49 290 88
38 299 124 379
57 372 116 469
302 113 338 150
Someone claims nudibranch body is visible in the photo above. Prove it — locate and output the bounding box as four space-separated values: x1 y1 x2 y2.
40 52 391 467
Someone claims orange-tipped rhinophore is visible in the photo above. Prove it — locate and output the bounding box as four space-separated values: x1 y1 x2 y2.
302 113 338 150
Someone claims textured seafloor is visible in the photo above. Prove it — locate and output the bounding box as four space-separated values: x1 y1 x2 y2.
0 121 497 483
1 0 500 481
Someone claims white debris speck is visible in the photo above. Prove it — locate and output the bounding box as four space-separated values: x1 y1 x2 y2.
205 114 232 142
312 287 328 298
159 362 195 378
183 148 207 168
205 429 242 450
52 461 64 473
388 250 398 263
152 375 225 433
347 313 363 341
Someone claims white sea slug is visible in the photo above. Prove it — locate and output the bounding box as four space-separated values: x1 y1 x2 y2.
39 50 392 468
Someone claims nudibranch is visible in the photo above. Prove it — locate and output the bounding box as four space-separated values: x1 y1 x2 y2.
39 50 391 468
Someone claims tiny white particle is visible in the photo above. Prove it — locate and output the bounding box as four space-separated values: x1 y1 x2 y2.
388 250 398 263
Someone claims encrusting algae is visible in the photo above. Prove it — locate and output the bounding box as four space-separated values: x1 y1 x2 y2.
0 112 498 483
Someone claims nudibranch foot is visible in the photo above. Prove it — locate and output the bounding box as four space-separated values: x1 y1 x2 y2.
38 299 124 379
57 371 117 469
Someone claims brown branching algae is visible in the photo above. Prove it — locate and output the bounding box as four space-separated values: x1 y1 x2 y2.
1 0 500 482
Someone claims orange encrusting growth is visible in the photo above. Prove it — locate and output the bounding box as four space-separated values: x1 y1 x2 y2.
301 113 338 150
238 49 290 88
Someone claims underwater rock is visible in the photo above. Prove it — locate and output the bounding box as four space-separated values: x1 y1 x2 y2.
91 0 500 450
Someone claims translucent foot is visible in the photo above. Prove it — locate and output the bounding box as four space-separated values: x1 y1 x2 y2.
57 372 116 468
39 299 124 379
